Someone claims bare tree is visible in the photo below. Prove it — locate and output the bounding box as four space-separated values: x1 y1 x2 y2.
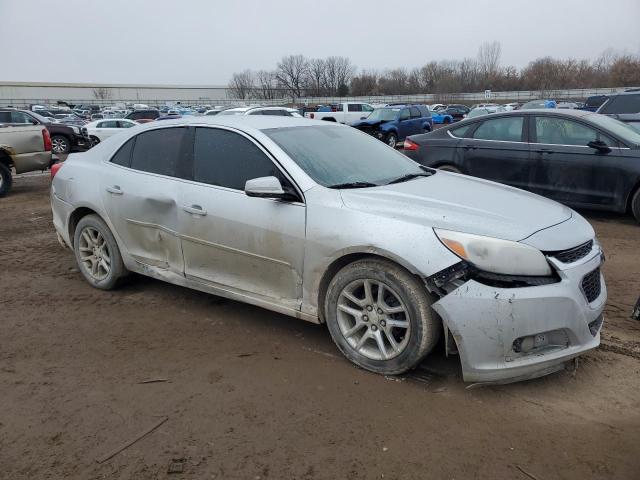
322 56 355 95
253 70 280 100
478 41 502 80
276 55 308 98
228 70 255 99
305 58 326 96
92 87 112 101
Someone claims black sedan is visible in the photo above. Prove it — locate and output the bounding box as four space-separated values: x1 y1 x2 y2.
402 109 640 223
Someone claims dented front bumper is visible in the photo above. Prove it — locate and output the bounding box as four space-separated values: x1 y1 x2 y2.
432 251 606 383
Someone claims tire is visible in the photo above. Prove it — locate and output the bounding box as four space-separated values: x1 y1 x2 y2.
631 187 640 224
443 117 451 124
51 135 71 154
324 258 441 375
0 162 13 197
90 136 100 146
73 214 127 290
386 133 398 148
438 164 462 174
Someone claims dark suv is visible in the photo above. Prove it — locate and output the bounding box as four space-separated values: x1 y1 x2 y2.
125 109 161 124
0 109 92 154
352 105 433 148
597 90 640 132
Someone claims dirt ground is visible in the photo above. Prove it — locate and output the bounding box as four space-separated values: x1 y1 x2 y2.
1 174 639 480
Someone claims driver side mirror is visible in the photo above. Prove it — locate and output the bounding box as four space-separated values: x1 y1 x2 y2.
587 140 611 153
245 176 288 199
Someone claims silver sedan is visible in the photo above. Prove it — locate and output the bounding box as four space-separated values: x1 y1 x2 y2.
50 116 606 383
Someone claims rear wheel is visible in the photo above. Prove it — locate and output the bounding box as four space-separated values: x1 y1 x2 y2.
324 258 440 375
438 164 462 174
73 214 127 290
443 117 451 124
0 162 13 197
386 133 398 148
631 187 640 224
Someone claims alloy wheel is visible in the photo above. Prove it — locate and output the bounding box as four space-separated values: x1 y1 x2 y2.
52 137 69 154
337 279 411 360
78 226 111 281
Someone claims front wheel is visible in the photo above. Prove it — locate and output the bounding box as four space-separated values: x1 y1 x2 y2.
386 133 398 148
443 117 451 124
631 187 640 224
324 258 440 375
0 162 13 197
73 214 128 290
51 135 71 154
90 135 101 146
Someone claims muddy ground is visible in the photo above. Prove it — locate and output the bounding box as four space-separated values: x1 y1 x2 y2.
1 174 639 480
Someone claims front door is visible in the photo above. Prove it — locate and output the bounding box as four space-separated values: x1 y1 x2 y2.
460 115 533 190
530 115 630 209
179 126 306 309
101 127 189 274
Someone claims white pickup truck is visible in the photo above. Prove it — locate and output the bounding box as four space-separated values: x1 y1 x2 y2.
0 124 53 196
304 102 375 124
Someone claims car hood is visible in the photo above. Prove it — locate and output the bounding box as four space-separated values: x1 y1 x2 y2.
339 171 577 245
352 119 394 128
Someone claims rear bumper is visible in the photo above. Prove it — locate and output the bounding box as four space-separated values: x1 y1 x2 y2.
13 151 52 174
432 251 606 383
70 134 92 152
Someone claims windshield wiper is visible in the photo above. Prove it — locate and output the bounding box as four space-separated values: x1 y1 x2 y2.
327 181 379 189
386 172 433 185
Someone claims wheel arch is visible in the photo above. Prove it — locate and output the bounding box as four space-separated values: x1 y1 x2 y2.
0 147 14 169
625 178 640 214
316 249 424 324
68 206 102 247
322 117 337 122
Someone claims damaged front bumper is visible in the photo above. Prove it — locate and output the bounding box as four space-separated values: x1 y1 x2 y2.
431 250 606 383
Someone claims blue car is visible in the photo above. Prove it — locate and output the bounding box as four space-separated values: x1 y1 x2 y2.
352 105 433 147
430 110 454 124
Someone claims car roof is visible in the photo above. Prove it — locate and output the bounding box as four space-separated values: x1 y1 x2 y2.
129 114 321 131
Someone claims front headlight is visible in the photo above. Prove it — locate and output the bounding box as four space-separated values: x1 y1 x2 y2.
434 228 552 276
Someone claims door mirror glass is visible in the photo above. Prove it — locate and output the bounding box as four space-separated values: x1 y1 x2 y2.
245 176 286 198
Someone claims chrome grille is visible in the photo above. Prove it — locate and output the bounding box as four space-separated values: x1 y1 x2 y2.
581 268 601 303
551 240 593 264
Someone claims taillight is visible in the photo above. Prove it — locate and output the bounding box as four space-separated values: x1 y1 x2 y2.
51 162 63 179
42 128 52 151
310 113 315 119
403 139 420 151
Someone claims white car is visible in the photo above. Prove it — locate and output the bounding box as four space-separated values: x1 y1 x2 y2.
85 118 138 144
50 116 606 384
219 106 302 117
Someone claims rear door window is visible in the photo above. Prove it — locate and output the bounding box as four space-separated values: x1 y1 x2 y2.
110 138 135 167
473 117 524 142
410 107 421 118
193 127 284 190
130 127 187 177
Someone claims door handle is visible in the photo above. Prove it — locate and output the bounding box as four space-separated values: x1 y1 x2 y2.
183 204 207 216
106 185 123 195
463 145 477 150
533 149 553 154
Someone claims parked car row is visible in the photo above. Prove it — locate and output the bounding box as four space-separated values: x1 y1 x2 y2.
402 109 640 223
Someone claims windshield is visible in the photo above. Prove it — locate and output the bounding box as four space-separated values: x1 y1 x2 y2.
586 113 640 145
264 125 424 187
366 108 400 122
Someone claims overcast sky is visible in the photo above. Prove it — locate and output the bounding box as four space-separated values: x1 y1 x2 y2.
1 0 639 86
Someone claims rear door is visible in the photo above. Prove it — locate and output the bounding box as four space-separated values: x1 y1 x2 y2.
530 115 629 209
178 126 306 309
101 127 189 274
460 115 533 189
397 108 412 139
